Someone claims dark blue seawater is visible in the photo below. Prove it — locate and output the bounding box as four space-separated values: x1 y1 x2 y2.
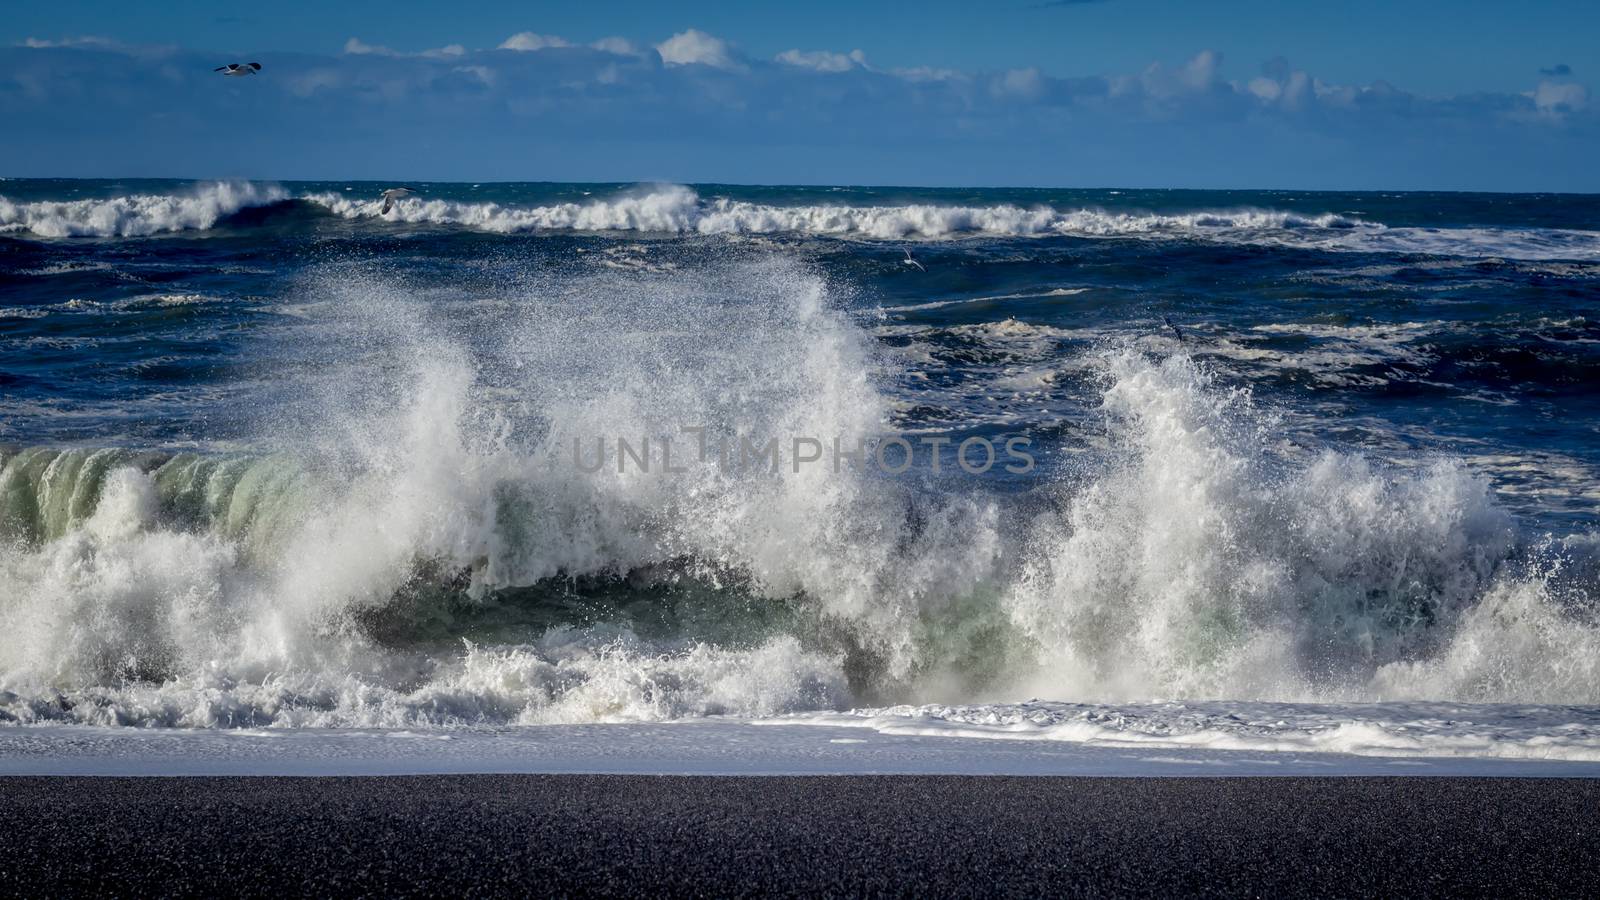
1 178 1598 728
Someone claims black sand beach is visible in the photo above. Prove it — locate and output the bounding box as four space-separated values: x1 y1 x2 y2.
1 775 1596 897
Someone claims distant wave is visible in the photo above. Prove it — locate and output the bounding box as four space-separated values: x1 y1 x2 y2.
0 182 288 238
304 184 1368 240
4 182 1598 261
304 185 704 233
294 187 1600 260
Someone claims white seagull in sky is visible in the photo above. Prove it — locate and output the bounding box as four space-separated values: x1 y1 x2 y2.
214 62 262 77
379 188 416 215
902 248 925 272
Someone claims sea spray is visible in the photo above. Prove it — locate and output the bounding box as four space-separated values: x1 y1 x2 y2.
1004 351 1589 703
0 254 1007 723
1 250 1597 728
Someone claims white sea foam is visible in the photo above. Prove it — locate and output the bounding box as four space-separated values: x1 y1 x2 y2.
303 186 1600 259
6 183 1597 260
303 185 705 233
0 182 287 238
880 287 1090 314
786 699 1600 763
1 259 1597 732
0 256 998 726
305 186 1364 241
1002 351 1600 704
1186 320 1447 387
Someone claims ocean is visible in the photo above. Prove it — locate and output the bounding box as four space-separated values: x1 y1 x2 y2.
1 179 1598 768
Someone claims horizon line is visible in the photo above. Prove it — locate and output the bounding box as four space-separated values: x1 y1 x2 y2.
5 174 1598 198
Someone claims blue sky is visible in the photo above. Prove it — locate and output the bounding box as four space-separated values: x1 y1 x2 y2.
3 1 1597 189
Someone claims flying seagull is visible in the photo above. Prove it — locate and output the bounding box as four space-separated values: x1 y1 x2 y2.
214 63 262 76
379 188 415 215
901 249 925 272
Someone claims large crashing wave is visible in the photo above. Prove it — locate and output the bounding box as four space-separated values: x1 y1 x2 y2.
1006 353 1599 704
0 256 997 726
0 182 288 238
1 257 1597 729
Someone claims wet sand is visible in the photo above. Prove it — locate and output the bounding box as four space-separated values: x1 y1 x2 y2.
2 775 1596 897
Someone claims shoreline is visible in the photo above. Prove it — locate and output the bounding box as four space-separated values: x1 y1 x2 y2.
6 722 1600 778
4 774 1596 896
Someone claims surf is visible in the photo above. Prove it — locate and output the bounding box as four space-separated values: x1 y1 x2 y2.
1 257 1596 729
0 182 290 238
6 180 1598 261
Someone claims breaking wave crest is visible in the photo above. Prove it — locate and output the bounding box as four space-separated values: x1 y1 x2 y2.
6 182 1597 260
1 257 1597 729
1005 353 1600 704
307 187 1600 258
0 182 288 238
303 184 1365 240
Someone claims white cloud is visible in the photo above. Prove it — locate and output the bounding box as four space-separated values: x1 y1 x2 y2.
499 32 570 52
1531 79 1589 116
1245 68 1310 109
22 35 116 49
343 37 397 56
1312 79 1359 108
893 66 966 84
775 48 867 73
288 69 342 97
1246 77 1281 102
592 37 642 56
655 29 741 69
995 67 1044 99
453 65 495 86
345 37 469 59
1113 50 1223 100
1180 50 1221 91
